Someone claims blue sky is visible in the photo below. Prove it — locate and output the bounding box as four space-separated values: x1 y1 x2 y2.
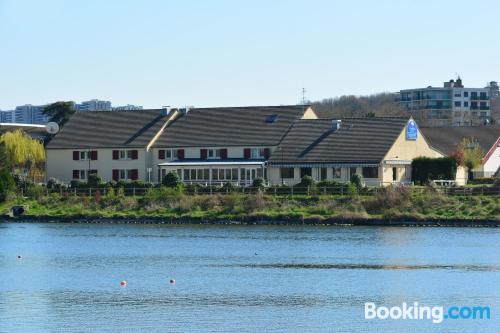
1 0 499 110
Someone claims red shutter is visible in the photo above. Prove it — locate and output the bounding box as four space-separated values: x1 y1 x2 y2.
131 169 139 180
73 151 79 160
200 149 207 159
263 148 270 159
131 150 138 160
220 149 228 159
244 148 251 159
177 149 185 160
112 150 119 160
112 169 119 181
73 170 80 179
158 149 165 160
91 151 98 160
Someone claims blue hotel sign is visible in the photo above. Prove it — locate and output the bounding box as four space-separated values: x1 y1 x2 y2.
406 119 418 140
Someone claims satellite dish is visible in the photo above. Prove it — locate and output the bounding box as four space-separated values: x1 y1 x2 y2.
45 122 60 134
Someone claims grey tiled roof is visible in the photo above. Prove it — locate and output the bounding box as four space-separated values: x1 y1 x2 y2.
420 126 500 156
46 110 167 149
154 105 309 147
268 117 407 165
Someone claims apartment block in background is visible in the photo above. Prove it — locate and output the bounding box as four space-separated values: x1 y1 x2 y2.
400 77 491 127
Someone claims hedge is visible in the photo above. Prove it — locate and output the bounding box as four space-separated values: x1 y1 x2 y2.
411 157 457 185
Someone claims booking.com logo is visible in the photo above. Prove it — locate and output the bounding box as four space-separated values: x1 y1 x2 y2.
365 302 491 324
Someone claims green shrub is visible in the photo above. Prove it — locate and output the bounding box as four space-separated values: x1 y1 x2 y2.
411 157 457 185
220 182 237 193
350 174 363 190
0 169 15 202
252 177 266 190
47 178 67 190
347 183 358 196
124 180 153 188
70 180 86 188
297 175 315 188
87 174 103 188
26 184 46 201
141 187 184 209
162 172 182 188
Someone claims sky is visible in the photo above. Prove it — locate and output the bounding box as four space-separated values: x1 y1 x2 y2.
0 0 499 110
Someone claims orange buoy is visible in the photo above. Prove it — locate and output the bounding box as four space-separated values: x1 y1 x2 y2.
120 280 127 286
169 279 176 284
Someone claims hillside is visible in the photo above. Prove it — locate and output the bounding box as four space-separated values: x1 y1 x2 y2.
311 93 406 118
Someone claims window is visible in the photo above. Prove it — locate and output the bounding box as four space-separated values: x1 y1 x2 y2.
392 167 397 181
320 168 327 180
480 92 487 100
80 151 89 160
280 168 294 179
211 168 236 181
362 167 378 179
300 167 312 178
166 150 172 158
119 150 136 160
349 167 357 177
251 148 265 159
208 149 221 159
454 101 461 107
333 167 341 179
265 114 279 123
454 92 461 97
464 101 469 107
464 91 469 97
80 170 87 180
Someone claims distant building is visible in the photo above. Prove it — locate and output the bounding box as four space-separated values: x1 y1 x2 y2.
112 104 143 111
400 77 491 127
76 99 112 112
0 110 15 123
13 104 49 124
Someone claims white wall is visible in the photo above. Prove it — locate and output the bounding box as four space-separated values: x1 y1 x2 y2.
483 143 500 175
46 148 149 183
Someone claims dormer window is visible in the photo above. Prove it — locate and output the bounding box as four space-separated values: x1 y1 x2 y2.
208 149 221 159
251 148 265 159
265 114 279 123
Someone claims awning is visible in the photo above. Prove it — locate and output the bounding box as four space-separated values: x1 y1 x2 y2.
268 163 380 168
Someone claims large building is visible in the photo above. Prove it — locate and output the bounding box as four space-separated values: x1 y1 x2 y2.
45 106 442 186
13 104 49 124
400 78 491 127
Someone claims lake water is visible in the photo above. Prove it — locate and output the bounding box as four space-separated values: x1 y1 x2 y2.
0 223 499 332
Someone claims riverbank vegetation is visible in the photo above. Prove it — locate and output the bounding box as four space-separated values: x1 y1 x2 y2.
1 181 498 221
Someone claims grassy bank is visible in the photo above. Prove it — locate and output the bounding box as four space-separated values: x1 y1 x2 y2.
1 186 499 221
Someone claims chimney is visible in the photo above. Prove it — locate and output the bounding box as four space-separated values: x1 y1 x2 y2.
331 119 342 131
455 76 463 88
160 106 171 116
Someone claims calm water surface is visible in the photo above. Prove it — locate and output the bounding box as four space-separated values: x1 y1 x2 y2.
0 223 499 332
